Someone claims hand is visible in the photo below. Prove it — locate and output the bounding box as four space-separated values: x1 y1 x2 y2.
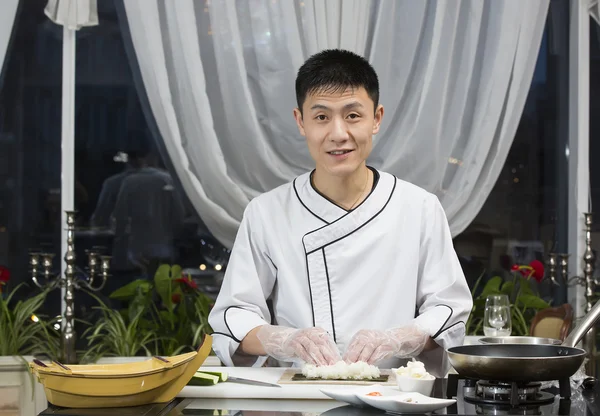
256 325 341 366
343 325 429 365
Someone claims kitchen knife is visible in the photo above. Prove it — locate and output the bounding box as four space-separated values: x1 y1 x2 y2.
225 376 281 388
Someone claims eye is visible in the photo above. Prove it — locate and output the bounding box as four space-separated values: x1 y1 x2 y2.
315 115 327 121
347 113 360 120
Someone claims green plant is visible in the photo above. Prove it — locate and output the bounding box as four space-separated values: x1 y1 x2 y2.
0 279 60 358
80 294 156 362
0 267 61 399
466 262 551 336
81 264 214 362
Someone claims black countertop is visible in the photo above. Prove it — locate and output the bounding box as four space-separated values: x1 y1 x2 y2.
39 376 600 416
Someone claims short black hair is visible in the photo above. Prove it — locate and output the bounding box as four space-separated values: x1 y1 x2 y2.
295 49 379 114
125 129 152 160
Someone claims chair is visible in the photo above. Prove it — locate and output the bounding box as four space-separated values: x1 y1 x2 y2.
529 303 574 341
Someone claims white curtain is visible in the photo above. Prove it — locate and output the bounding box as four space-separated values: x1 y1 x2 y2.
123 0 549 248
591 0 600 24
0 0 19 74
44 0 98 30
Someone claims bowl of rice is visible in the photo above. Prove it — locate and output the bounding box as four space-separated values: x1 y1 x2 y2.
393 361 435 396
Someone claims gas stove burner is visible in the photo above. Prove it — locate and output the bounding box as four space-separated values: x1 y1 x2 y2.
478 380 542 401
473 404 543 415
464 380 556 407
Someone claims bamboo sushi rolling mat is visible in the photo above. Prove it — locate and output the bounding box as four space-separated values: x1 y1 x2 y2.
277 368 396 385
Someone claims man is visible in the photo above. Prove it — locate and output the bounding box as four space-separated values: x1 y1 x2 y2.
208 49 473 377
110 153 185 275
91 130 153 229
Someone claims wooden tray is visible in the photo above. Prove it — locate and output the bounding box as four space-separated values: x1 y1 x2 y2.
277 369 396 385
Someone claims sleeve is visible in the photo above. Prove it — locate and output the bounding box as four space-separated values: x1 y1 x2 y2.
208 199 277 367
411 194 473 378
91 179 117 228
111 178 131 236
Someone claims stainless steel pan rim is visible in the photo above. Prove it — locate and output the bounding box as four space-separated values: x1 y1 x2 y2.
448 344 587 360
478 336 562 345
448 353 586 360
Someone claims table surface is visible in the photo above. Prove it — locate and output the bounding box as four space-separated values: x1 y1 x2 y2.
40 379 600 416
40 376 600 416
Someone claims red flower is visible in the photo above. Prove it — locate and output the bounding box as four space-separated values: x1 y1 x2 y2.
175 274 198 290
171 293 182 303
0 265 10 283
529 260 545 282
512 260 545 282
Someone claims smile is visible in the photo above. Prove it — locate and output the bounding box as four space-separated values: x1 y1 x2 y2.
327 150 353 155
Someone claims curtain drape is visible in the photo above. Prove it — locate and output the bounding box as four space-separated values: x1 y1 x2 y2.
122 0 548 248
590 0 600 24
0 0 20 78
44 0 98 30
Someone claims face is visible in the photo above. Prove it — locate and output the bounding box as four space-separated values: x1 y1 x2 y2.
293 87 384 178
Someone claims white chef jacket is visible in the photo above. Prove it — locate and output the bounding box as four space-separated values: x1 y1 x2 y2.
208 168 473 377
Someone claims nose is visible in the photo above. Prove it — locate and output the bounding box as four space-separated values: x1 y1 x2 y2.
328 116 349 143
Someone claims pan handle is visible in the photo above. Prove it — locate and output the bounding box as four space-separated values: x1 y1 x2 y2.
563 298 600 348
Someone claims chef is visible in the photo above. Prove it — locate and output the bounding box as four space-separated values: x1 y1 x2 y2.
208 49 473 378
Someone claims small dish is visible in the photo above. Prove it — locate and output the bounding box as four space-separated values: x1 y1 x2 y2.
357 391 456 413
395 373 435 396
319 384 398 407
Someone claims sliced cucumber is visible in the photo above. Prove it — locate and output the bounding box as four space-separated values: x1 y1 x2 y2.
188 371 220 386
199 370 228 382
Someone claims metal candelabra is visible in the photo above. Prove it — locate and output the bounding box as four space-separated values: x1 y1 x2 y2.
547 252 570 286
583 213 597 313
29 211 111 364
559 253 570 285
546 253 559 286
582 213 597 376
556 213 598 376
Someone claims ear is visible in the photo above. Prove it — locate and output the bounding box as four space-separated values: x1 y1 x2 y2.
372 104 384 135
293 108 306 136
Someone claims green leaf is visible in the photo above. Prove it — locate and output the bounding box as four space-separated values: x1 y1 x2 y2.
171 264 183 280
154 265 174 309
517 294 550 310
128 289 151 323
512 305 530 335
158 310 175 327
109 279 151 300
518 277 535 295
501 281 514 296
479 276 503 297
470 271 486 297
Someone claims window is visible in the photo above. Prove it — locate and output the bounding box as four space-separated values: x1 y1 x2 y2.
0 0 63 317
453 0 570 306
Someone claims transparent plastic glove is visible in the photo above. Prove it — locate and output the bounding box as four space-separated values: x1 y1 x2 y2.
256 325 341 366
343 325 429 365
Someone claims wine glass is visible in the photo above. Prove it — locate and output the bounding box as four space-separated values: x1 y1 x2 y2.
483 294 512 336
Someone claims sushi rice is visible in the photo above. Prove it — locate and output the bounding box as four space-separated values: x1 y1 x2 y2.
301 361 381 379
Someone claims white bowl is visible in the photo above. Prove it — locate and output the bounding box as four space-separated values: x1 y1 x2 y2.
395 373 435 396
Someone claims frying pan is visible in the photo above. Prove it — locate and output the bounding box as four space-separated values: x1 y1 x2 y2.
447 299 600 382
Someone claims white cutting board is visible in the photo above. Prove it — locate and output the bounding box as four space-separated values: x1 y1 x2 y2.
178 367 396 400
